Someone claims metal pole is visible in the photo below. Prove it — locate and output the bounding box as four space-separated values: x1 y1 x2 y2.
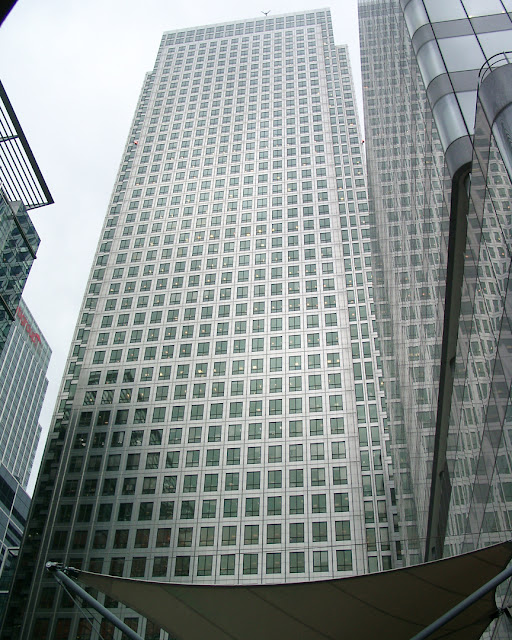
46 562 144 640
410 562 512 640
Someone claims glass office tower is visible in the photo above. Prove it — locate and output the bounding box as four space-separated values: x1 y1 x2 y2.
360 0 512 636
4 10 401 639
359 0 453 568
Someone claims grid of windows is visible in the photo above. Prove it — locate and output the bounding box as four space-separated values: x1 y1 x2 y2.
15 10 398 640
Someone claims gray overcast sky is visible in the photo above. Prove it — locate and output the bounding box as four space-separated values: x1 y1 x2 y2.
0 0 361 493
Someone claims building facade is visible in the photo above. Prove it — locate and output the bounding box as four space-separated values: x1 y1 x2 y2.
0 465 30 626
359 0 512 636
0 298 51 489
3 10 403 640
0 198 39 355
360 0 449 566
0 299 50 627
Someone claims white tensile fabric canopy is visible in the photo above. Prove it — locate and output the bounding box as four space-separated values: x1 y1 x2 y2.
77 542 512 640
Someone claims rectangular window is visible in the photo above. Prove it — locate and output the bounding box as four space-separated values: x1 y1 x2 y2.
220 555 235 576
290 551 305 573
336 549 353 571
266 552 281 574
313 550 329 572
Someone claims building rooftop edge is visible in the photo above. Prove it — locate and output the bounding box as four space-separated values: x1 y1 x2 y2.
160 8 333 38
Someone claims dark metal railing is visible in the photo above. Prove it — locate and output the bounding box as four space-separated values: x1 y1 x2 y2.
0 81 53 210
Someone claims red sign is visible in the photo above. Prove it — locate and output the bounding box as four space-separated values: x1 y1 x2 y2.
16 306 41 346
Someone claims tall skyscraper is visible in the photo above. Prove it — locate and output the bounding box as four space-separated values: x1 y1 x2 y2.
3 10 402 640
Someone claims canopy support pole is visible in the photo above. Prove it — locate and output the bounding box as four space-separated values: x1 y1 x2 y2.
410 562 512 640
46 562 144 640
